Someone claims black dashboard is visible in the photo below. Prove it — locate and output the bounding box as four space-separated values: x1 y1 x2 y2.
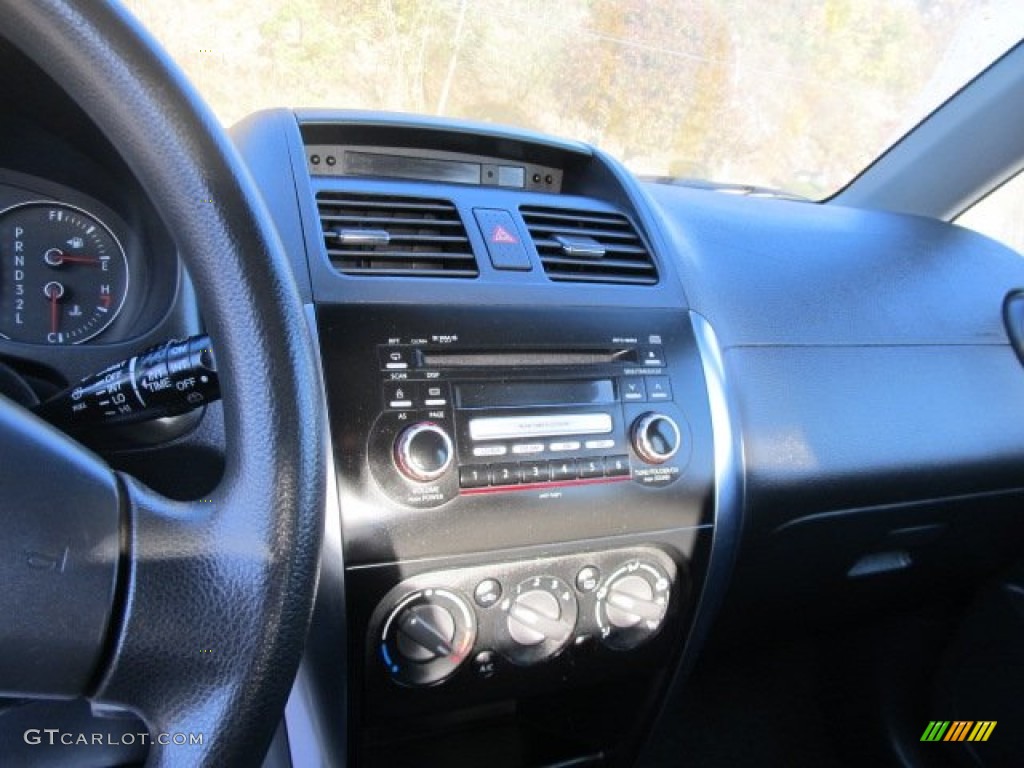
236 109 1024 767
2 34 1024 766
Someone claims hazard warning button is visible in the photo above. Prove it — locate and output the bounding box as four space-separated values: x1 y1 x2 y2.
473 208 532 271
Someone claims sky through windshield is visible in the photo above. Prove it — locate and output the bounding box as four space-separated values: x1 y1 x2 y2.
126 0 1024 199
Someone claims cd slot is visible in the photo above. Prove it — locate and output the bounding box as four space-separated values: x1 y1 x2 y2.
420 348 636 368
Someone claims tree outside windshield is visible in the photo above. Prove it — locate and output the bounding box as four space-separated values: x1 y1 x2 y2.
126 0 1024 199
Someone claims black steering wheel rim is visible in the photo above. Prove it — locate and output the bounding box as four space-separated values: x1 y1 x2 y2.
0 2 324 766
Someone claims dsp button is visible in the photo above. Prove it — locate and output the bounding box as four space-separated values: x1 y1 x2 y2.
421 382 449 408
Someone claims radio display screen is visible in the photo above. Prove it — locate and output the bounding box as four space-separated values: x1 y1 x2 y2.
457 379 615 409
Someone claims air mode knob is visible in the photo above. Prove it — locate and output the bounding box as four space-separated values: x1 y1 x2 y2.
631 412 681 464
596 561 671 651
394 422 454 482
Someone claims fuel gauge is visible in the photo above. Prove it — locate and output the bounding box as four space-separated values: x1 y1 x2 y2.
0 201 129 344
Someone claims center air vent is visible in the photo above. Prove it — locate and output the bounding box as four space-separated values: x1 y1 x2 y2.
521 206 657 285
317 192 477 278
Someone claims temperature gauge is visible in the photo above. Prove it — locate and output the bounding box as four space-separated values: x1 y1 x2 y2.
0 201 129 344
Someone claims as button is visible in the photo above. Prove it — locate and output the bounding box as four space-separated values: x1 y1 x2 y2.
384 381 416 410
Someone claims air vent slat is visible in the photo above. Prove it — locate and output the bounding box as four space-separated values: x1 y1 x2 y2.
325 233 469 244
544 272 659 286
320 199 455 213
521 205 657 285
326 249 477 262
316 192 477 278
342 266 479 278
539 255 654 272
320 214 466 228
531 238 648 256
518 210 627 227
524 225 637 240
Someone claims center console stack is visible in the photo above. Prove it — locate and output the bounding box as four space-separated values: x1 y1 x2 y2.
233 110 723 768
319 304 715 767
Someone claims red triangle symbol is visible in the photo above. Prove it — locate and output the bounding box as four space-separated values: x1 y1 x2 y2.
491 224 518 244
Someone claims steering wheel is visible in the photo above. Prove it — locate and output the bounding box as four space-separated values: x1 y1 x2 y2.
0 2 324 766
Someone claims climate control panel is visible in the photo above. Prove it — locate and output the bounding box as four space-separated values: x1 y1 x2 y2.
366 546 683 690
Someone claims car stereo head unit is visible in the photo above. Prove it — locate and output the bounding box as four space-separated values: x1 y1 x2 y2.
367 339 691 508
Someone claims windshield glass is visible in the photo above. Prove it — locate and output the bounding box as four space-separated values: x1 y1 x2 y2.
126 0 1024 199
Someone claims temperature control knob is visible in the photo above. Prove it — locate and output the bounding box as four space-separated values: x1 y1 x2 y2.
394 422 454 482
379 588 476 686
596 561 671 651
501 576 578 665
631 412 681 464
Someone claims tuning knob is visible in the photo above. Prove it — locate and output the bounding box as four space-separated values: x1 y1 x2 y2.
394 422 454 482
501 576 578 665
597 561 671 651
379 588 476 686
631 412 681 464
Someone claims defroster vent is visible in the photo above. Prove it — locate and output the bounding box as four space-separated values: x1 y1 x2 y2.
317 192 477 277
521 206 657 285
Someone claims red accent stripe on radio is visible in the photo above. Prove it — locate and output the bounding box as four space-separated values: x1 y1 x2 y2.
459 475 630 496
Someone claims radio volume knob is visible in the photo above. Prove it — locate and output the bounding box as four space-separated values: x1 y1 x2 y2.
631 413 681 464
394 422 454 483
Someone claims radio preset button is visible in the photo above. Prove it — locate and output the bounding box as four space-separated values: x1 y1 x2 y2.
605 455 631 477
512 443 545 455
645 376 672 401
550 459 578 481
490 464 522 486
520 461 551 483
580 458 604 479
620 378 647 402
459 466 490 489
584 439 616 450
473 445 508 458
549 440 581 452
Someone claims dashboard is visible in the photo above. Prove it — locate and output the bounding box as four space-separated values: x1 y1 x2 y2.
2 32 1024 768
236 110 1024 767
